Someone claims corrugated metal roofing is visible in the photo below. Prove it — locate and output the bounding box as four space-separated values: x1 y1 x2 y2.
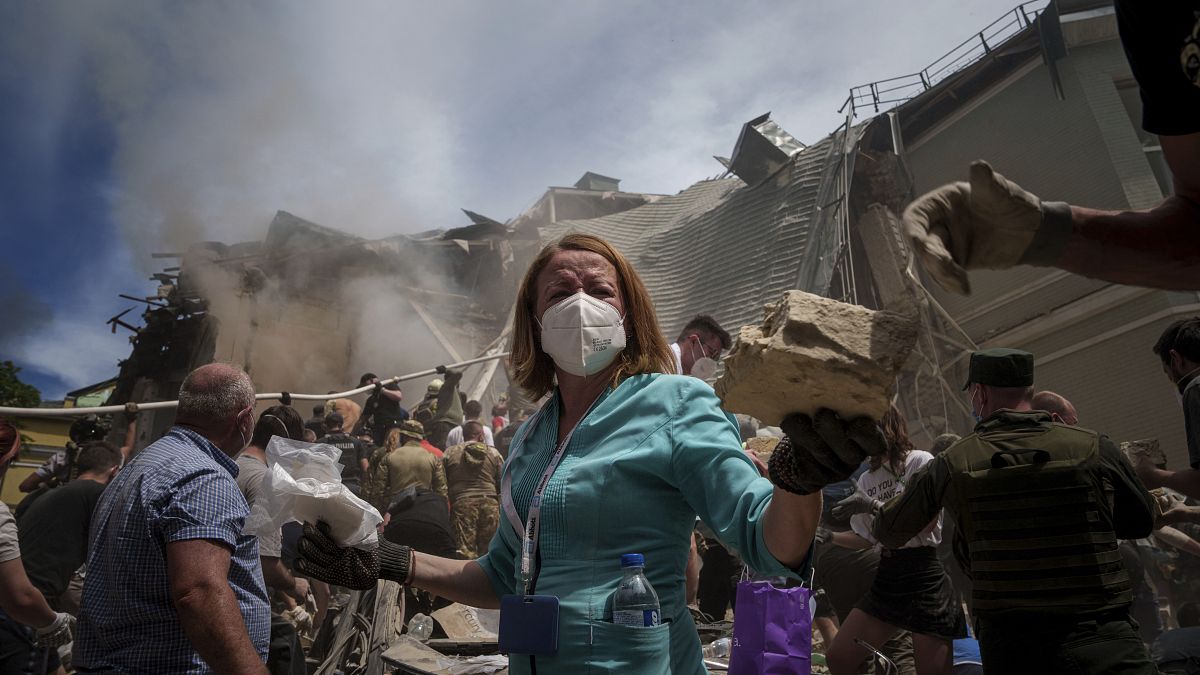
539 134 843 337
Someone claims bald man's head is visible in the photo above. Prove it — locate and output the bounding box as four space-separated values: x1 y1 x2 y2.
1033 390 1078 425
176 363 256 456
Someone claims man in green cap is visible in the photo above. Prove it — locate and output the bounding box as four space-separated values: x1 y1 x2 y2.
871 348 1157 673
365 420 448 513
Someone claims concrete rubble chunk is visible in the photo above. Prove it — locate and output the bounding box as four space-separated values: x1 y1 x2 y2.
715 290 918 426
1119 438 1164 468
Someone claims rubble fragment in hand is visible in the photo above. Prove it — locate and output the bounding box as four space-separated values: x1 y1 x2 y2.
715 290 918 426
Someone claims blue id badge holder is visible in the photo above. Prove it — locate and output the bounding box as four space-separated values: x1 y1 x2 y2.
498 594 559 655
498 406 579 657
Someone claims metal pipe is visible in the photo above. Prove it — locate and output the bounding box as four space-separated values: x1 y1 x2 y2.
0 352 510 418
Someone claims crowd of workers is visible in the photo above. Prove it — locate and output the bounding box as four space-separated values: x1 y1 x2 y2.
0 2 1194 673
2 233 1193 675
0 358 524 674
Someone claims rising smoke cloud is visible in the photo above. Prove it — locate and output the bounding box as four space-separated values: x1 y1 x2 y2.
3 0 1018 251
7 1 478 252
182 240 476 406
3 0 1023 398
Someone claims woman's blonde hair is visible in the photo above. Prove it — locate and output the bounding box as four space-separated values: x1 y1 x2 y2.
511 233 675 400
383 428 402 452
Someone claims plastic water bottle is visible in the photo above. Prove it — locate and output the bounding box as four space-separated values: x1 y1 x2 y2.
612 553 661 627
702 637 732 658
407 613 434 640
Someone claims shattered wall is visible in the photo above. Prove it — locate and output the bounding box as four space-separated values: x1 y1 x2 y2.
109 210 517 451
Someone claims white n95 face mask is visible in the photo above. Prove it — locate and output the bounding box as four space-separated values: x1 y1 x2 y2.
689 340 718 380
538 291 626 377
691 356 718 381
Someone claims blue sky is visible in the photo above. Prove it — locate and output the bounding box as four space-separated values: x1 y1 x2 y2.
0 0 1024 399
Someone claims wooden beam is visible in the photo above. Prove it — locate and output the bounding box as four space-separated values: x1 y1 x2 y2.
467 319 514 403
408 300 465 364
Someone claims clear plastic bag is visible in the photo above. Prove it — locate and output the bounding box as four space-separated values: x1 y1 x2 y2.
243 436 382 549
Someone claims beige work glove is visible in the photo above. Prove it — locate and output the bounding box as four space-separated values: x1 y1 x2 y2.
35 612 75 649
903 161 1074 294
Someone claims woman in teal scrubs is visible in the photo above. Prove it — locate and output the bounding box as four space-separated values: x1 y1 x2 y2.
298 233 857 673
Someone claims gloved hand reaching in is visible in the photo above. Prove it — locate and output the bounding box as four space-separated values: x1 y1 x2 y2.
768 409 885 495
35 612 75 649
903 160 1073 294
296 521 413 590
831 492 881 521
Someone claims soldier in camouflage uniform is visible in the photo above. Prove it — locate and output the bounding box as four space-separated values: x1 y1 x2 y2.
441 421 502 558
873 349 1157 673
365 419 447 512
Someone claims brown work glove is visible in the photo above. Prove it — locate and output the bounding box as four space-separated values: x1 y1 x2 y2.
768 409 886 495
903 160 1073 294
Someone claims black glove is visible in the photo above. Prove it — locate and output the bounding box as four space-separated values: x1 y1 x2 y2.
296 522 412 589
373 382 383 395
831 492 881 520
435 365 447 374
280 391 292 406
768 409 886 495
442 368 463 386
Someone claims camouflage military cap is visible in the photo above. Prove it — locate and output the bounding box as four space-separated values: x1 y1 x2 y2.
397 419 425 440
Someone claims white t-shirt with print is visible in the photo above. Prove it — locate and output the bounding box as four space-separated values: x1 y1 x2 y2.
850 449 942 548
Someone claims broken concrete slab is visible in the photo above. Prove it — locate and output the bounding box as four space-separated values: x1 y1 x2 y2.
714 290 918 426
1120 438 1165 468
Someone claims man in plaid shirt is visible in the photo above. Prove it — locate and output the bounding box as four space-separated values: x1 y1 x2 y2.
75 364 270 674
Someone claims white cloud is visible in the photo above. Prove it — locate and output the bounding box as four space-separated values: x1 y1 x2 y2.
4 315 129 398
0 245 140 398
6 0 1026 247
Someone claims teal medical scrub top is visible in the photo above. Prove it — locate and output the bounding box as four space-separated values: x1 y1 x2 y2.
476 373 810 674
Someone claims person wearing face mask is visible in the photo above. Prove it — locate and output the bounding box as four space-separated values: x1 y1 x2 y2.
669 316 732 610
295 233 869 674
1136 318 1200 500
235 406 313 675
76 363 271 675
870 348 1157 674
670 315 731 381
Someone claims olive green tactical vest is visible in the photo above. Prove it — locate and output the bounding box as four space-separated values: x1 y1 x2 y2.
945 421 1131 615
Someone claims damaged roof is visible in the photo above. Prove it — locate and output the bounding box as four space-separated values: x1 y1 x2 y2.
540 132 846 337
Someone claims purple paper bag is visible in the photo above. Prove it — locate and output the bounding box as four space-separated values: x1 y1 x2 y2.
728 580 812 675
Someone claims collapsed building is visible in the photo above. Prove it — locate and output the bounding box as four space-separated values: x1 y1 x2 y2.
105 179 665 449
105 0 1192 472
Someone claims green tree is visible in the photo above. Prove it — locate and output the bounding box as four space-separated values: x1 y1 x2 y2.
0 361 40 408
